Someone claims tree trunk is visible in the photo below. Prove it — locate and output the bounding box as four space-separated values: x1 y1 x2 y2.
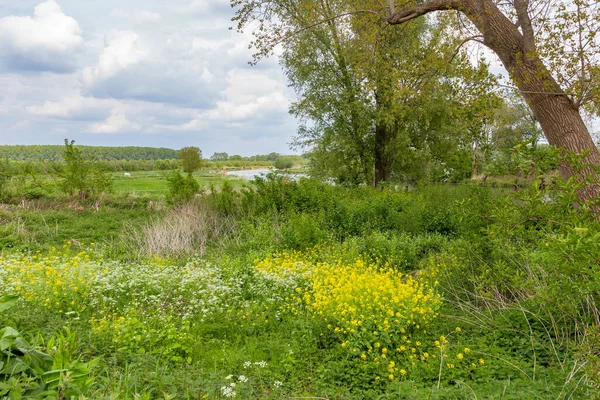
374 123 391 185
388 0 600 202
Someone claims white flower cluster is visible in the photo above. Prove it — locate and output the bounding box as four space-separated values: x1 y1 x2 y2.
243 360 268 368
221 384 236 398
86 258 243 321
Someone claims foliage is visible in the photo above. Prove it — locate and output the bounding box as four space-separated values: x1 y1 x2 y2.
165 170 199 205
211 152 229 161
273 156 295 170
0 159 16 200
232 0 600 201
2 162 600 397
0 294 95 398
0 145 179 161
234 0 501 185
57 139 113 198
178 146 203 173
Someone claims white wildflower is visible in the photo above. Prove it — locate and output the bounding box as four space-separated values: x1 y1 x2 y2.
221 386 236 398
238 375 248 383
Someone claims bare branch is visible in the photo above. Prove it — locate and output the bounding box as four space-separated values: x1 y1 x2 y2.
386 0 396 15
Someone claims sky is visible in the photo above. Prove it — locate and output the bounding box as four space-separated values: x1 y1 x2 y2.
0 0 298 156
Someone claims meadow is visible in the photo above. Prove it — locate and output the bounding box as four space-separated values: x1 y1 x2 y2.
110 170 250 197
0 167 599 398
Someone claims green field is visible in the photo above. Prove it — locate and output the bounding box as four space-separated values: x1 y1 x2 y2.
111 170 248 196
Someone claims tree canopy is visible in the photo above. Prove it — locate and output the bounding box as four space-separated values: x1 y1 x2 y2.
232 0 600 199
179 147 203 174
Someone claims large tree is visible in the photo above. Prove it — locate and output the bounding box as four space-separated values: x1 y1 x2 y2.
255 0 498 185
233 0 600 199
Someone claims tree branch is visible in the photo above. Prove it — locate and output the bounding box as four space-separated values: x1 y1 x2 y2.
514 0 536 55
386 0 396 15
387 0 460 24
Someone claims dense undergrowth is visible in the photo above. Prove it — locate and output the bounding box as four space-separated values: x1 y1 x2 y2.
0 174 599 398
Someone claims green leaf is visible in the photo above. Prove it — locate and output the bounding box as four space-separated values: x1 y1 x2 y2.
0 295 18 312
5 358 29 374
41 369 69 388
0 326 19 351
22 349 53 375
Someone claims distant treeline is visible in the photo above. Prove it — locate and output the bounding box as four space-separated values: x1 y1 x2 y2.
0 159 283 174
0 145 180 161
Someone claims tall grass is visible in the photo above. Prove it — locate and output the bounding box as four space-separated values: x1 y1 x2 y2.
123 201 238 258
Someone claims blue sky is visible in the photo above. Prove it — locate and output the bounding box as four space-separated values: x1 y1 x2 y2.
0 0 298 155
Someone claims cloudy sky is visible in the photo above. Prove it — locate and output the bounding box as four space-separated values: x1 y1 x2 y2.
0 0 298 155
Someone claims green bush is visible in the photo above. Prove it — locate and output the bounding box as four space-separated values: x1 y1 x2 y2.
274 156 295 170
165 171 199 205
281 213 327 250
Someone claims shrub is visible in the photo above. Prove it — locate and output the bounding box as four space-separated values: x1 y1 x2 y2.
281 213 326 250
165 171 199 205
274 156 295 170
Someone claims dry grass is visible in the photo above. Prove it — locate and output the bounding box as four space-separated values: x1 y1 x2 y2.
124 201 237 258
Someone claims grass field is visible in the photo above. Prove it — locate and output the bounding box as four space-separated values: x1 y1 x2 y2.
112 170 248 196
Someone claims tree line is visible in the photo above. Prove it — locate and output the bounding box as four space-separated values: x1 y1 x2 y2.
0 145 180 161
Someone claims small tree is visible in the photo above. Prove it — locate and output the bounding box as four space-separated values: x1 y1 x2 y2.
179 147 203 174
58 139 112 198
60 139 89 196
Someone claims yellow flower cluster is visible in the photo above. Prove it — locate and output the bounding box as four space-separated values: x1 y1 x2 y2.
258 253 441 336
0 246 94 313
256 251 443 381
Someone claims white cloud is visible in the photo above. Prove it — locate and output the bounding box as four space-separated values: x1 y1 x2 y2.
80 30 221 107
163 68 292 134
81 30 147 86
26 94 112 120
89 109 141 134
110 8 128 18
208 68 290 121
0 0 83 73
176 0 231 14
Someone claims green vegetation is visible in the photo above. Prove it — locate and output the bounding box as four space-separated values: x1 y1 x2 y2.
57 140 113 198
179 147 203 174
1 0 600 395
0 145 179 161
235 0 600 202
273 156 297 170
1 166 599 397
